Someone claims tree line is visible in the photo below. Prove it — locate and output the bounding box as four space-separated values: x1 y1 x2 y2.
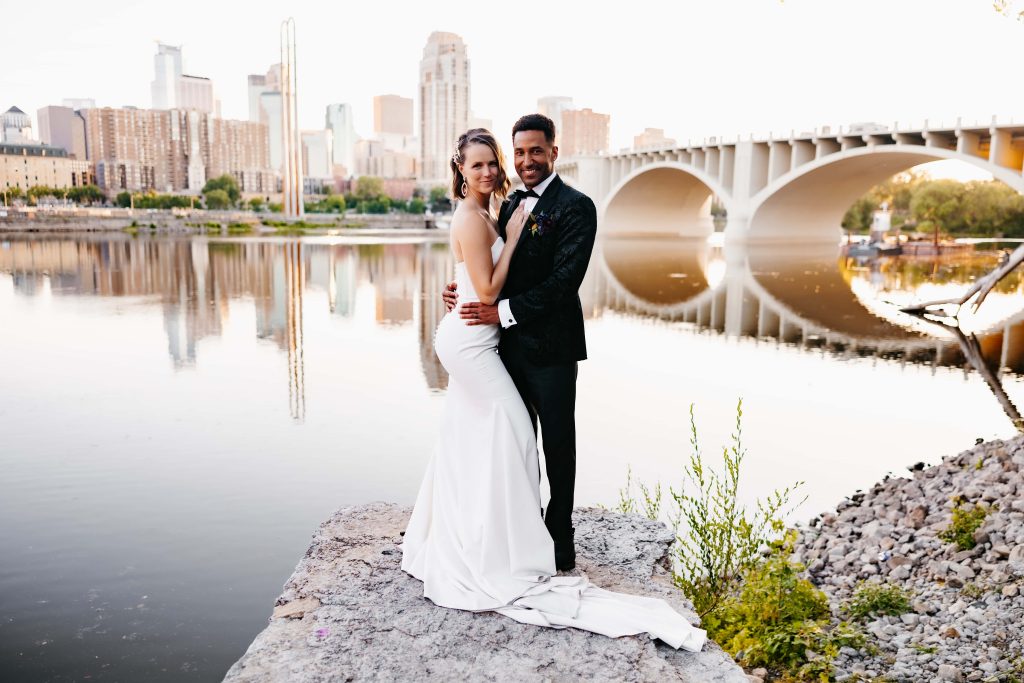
5 174 453 215
842 172 1024 238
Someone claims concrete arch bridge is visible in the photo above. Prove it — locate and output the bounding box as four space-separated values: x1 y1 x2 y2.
558 119 1024 243
584 238 1024 377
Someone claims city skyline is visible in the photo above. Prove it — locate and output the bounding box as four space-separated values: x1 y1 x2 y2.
5 0 1024 161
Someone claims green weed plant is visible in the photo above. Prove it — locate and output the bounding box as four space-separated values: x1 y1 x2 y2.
939 499 990 551
844 582 911 621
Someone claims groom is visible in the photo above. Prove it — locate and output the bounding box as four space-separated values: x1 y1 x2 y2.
444 113 598 571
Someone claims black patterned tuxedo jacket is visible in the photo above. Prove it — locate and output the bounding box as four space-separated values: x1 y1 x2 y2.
496 175 598 366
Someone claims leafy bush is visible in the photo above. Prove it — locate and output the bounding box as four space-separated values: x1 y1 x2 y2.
939 499 990 551
699 532 869 681
844 582 911 621
204 189 230 210
202 174 240 204
611 401 883 681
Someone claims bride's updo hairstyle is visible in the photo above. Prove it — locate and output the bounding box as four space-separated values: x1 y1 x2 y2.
450 128 511 201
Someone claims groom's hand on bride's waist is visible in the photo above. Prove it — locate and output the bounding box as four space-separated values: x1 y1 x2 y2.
442 281 458 312
460 302 498 326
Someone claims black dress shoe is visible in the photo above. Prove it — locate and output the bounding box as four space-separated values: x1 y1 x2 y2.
554 529 576 571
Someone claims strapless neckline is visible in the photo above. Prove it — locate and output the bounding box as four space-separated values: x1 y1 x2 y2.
455 237 504 268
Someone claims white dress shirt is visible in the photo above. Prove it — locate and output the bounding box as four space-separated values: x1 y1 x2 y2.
498 172 558 328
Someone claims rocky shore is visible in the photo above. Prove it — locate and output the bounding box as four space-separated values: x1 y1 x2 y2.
223 503 746 682
794 436 1024 682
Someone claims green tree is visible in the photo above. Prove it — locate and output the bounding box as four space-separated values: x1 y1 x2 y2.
429 185 451 212
115 191 132 208
841 196 877 232
408 197 426 214
67 185 105 205
249 196 265 212
911 179 966 240
354 176 385 201
202 174 240 205
204 189 231 210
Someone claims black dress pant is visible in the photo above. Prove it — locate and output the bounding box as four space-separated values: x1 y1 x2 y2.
499 330 578 544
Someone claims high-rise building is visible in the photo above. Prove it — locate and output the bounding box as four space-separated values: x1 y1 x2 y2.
561 108 610 157
260 91 283 172
374 95 413 136
247 75 270 123
633 128 676 150
178 75 215 114
37 106 88 159
249 64 285 172
301 130 333 179
325 103 358 178
151 43 216 115
81 107 271 194
1 106 34 143
468 114 493 133
248 64 280 124
151 43 183 110
419 31 470 184
537 96 574 140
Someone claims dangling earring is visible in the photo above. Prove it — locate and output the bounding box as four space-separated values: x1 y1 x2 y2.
461 181 468 197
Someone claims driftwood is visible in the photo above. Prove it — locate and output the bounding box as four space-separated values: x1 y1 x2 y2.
907 310 1023 431
901 243 1024 315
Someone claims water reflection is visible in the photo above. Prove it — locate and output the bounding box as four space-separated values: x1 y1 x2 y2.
3 233 1024 426
0 235 455 414
586 236 1024 430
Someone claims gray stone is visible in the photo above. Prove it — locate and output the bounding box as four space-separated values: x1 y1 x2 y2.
1009 545 1024 564
937 663 964 682
223 503 747 683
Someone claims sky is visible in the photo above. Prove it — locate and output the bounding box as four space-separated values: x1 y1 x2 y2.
2 0 1022 179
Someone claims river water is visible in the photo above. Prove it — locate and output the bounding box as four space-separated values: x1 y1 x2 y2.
2 232 1023 681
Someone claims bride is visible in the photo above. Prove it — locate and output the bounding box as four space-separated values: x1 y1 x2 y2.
400 128 706 651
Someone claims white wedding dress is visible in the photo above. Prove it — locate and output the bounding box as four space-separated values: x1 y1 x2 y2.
401 237 706 651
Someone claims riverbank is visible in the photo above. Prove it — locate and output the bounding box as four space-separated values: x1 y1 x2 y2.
0 206 446 233
793 435 1024 681
222 504 746 683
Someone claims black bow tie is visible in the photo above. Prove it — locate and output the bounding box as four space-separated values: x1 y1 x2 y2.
513 188 539 200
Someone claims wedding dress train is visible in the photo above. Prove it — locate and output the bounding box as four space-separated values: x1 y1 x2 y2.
401 237 706 651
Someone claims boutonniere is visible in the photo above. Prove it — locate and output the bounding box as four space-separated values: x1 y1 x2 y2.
529 211 555 237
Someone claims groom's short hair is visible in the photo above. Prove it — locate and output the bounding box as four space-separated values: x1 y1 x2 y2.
512 114 556 144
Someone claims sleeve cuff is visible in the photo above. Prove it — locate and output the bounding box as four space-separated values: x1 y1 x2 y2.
498 299 517 328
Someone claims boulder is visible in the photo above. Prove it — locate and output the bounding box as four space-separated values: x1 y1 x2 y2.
223 503 747 683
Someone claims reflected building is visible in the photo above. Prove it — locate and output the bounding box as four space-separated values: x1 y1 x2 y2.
6 234 1024 423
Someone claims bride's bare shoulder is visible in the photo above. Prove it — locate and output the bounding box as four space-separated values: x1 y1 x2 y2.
451 205 491 242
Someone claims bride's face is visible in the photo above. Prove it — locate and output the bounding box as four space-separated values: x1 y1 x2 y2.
460 143 499 195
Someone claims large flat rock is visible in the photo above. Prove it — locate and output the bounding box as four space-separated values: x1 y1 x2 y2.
223 503 746 682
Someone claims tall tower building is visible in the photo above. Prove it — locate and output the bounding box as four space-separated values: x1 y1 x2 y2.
152 43 216 115
325 103 358 178
419 31 470 184
151 43 183 110
374 95 413 136
537 96 574 140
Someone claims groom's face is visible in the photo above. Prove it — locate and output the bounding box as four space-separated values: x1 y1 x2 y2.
512 130 558 189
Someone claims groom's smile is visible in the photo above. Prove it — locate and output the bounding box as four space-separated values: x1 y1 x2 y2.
513 130 558 189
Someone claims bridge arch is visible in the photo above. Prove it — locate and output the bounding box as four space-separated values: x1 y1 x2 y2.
601 162 733 238
747 145 1024 243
